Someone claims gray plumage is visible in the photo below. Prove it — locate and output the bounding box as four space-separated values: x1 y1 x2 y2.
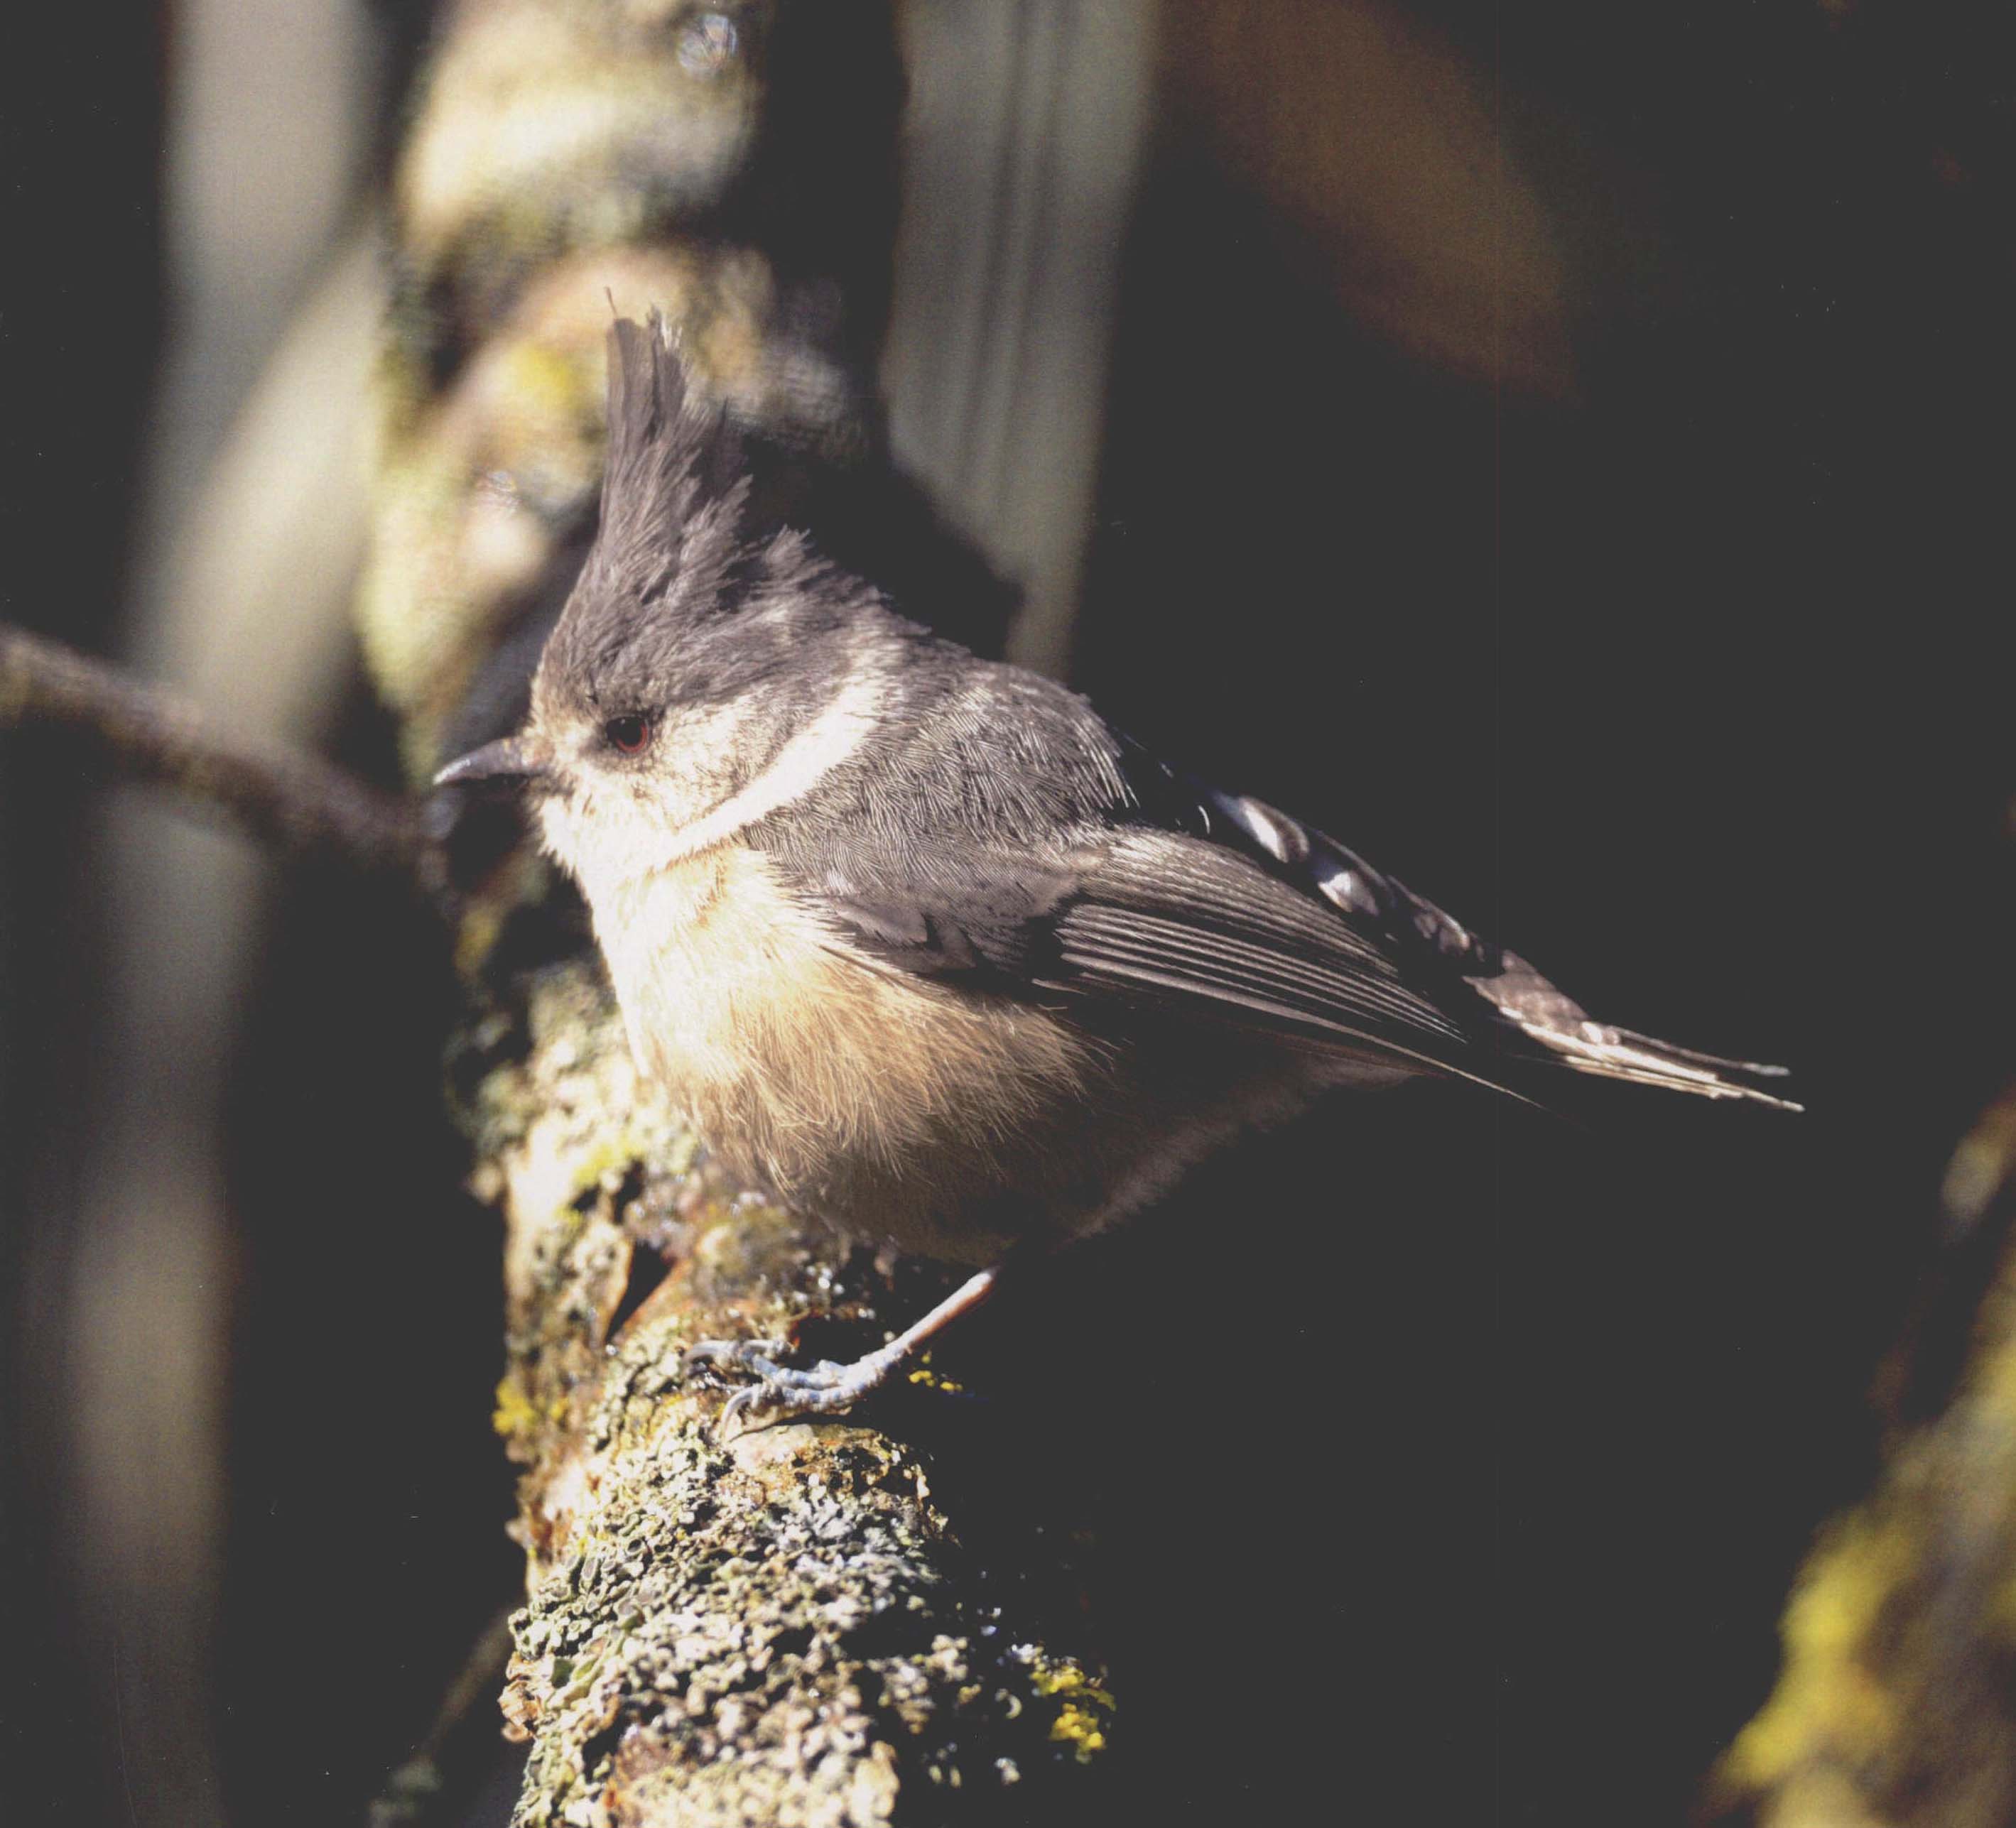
438 317 1794 1420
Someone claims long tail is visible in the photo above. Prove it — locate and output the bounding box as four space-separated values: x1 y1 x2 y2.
1471 952 1801 1111
1191 781 1799 1112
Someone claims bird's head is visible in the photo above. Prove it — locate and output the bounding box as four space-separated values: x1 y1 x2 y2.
435 315 893 898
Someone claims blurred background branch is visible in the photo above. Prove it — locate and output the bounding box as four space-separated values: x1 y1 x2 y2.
0 626 418 865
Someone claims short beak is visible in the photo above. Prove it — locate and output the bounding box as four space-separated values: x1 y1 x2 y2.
433 736 551 790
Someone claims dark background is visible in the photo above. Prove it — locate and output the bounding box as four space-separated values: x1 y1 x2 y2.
4 3 2013 1822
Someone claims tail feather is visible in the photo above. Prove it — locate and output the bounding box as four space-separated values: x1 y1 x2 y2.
1473 952 1801 1111
1531 1023 1802 1111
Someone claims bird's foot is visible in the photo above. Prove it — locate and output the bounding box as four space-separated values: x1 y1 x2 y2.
683 1270 1002 1436
683 1334 911 1435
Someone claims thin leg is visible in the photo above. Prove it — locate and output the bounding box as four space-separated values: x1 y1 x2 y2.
686 1267 1001 1433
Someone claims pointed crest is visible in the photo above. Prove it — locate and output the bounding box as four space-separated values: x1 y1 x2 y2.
590 314 744 599
538 315 759 706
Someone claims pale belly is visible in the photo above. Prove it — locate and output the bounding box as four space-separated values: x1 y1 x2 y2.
590 845 1102 1260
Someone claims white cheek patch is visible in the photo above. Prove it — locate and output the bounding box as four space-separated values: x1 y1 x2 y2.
538 666 887 892
658 700 755 807
651 669 883 861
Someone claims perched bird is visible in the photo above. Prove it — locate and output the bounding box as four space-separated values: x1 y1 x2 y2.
438 316 1794 1425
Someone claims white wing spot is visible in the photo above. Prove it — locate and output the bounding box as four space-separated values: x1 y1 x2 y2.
1235 796 1294 861
1316 866 1357 908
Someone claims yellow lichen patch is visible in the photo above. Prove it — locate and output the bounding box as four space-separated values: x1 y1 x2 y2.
1048 1702 1107 1761
494 1371 543 1442
905 1352 965 1396
1720 1508 1917 1790
1025 1658 1115 1763
1027 1660 1110 1706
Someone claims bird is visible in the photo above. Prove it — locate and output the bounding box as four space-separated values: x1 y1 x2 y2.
437 315 1795 1428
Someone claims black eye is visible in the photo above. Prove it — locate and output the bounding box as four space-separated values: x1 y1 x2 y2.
605 713 654 755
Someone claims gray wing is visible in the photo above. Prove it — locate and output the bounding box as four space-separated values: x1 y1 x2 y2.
747 692 1507 1086
780 817 1495 1084
752 702 1796 1108
1043 825 1488 1078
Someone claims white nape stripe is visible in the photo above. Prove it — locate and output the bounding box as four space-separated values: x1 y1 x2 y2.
663 668 884 858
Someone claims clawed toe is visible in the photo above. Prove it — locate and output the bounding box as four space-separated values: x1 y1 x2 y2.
717 1383 769 1435
712 1361 871 1434
683 1336 788 1372
683 1330 908 1435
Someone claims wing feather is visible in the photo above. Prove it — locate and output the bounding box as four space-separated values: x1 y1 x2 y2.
747 666 1794 1110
